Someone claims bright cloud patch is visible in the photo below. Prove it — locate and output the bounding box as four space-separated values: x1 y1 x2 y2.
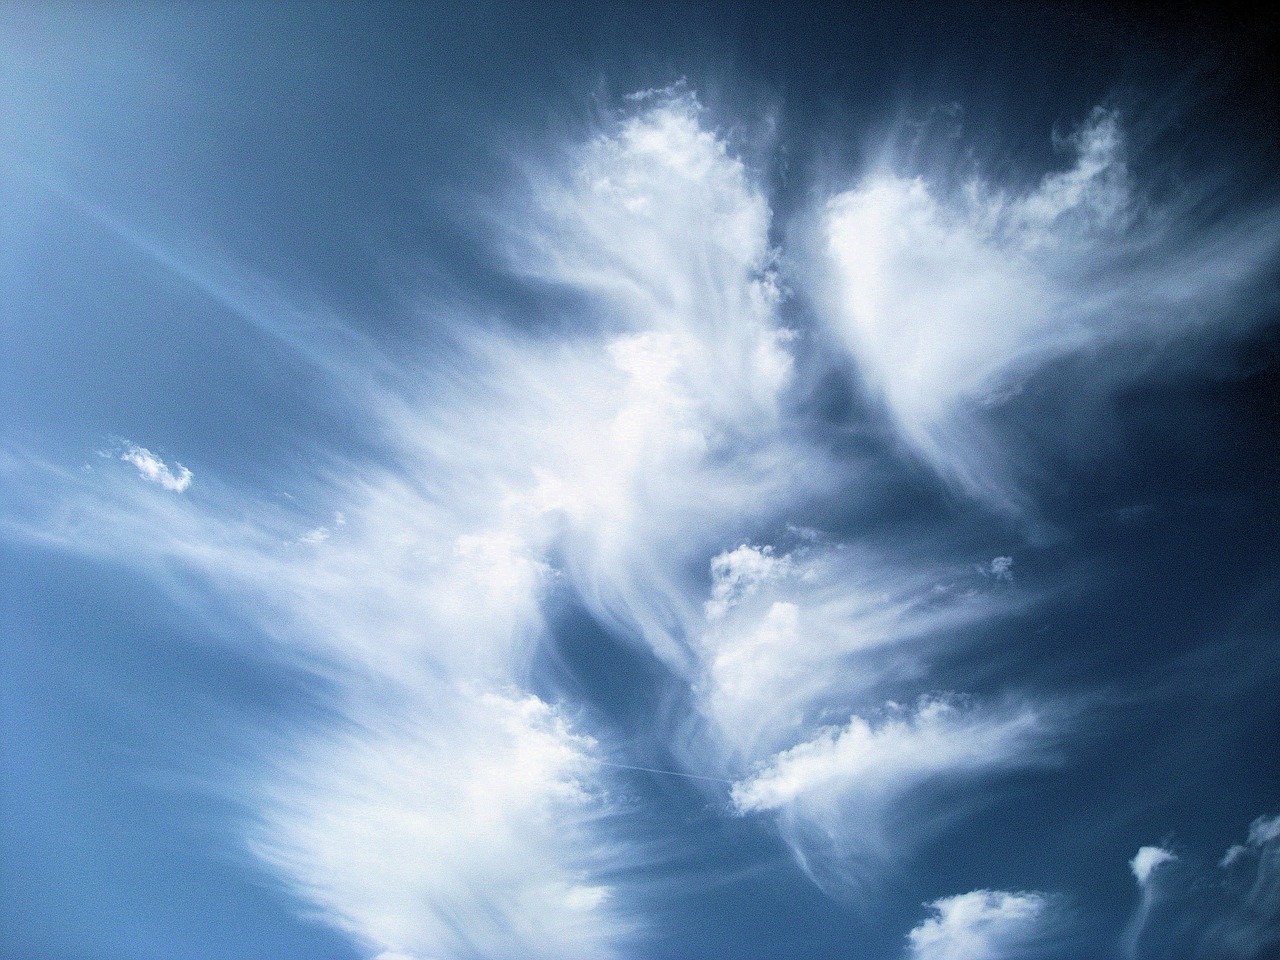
1130 846 1177 886
908 890 1050 960
730 697 1048 888
732 698 1042 814
119 443 192 492
705 544 793 620
819 108 1279 509
250 690 626 960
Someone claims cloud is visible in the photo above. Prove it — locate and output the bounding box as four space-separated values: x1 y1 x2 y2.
119 442 192 492
817 108 1280 512
1123 845 1178 957
298 526 330 545
692 538 1035 762
0 91 807 955
730 697 1049 889
8 461 637 958
0 91 1068 938
985 557 1014 582
1130 846 1177 886
1207 814 1280 959
1124 816 1280 960
907 890 1051 960
8 85 1276 957
731 697 1041 814
705 544 793 620
1220 813 1280 868
249 689 631 960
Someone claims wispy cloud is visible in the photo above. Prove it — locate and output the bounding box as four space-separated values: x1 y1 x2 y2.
249 689 631 960
4 84 1277 959
730 697 1048 892
0 93 1072 944
1222 814 1280 868
8 431 637 959
816 108 1280 514
1122 845 1178 958
1123 816 1280 960
1130 846 1177 886
117 442 192 492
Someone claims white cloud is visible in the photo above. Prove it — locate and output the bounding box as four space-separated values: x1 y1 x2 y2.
732 697 1042 814
1125 815 1280 959
1220 811 1280 873
908 890 1050 960
818 108 1280 511
705 544 793 619
250 690 629 960
11 88 1275 952
1123 845 1178 959
1130 846 1177 886
2 92 807 955
482 103 1059 899
0 92 1064 929
1248 814 1280 848
1223 846 1249 869
694 540 1032 763
15 453 635 957
119 443 192 492
730 697 1048 887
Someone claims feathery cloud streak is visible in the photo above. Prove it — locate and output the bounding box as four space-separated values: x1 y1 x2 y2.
818 108 1280 510
3 88 1278 959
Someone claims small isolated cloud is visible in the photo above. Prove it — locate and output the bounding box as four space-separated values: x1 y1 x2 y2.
1247 814 1280 848
1220 812 1280 871
298 512 345 545
985 557 1014 582
1130 846 1177 886
908 890 1050 960
119 443 192 492
1123 845 1178 959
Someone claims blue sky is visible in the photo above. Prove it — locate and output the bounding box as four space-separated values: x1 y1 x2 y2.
3 3 1280 959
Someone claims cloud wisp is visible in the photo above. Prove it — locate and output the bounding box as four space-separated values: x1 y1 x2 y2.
117 442 193 492
3 87 1278 959
815 108 1280 515
1122 817 1280 960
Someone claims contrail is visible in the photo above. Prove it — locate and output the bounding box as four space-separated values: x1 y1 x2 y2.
595 760 733 784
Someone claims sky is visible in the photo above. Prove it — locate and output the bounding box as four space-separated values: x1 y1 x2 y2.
2 3 1279 959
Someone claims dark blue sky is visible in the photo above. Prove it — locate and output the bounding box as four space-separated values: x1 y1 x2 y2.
3 4 1279 960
